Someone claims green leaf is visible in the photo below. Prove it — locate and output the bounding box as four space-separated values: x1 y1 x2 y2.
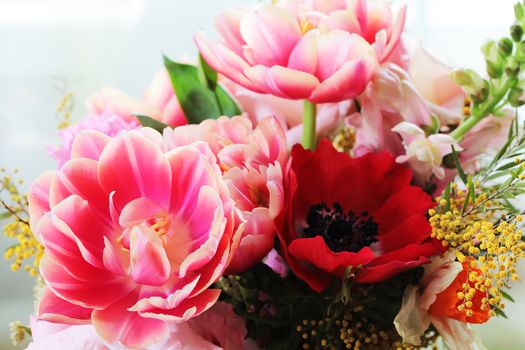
0 212 12 221
501 290 515 302
164 55 241 124
443 182 452 212
497 161 518 171
135 115 169 133
494 308 508 318
215 86 242 116
451 145 468 184
197 54 218 91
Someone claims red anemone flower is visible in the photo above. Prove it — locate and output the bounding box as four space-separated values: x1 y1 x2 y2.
276 140 443 292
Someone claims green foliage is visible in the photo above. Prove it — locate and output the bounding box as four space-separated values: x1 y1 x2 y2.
163 55 240 124
218 263 423 347
135 115 169 133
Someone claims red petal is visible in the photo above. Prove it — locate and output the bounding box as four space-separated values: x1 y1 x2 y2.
288 236 375 277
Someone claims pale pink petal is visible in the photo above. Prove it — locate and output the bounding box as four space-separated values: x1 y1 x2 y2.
40 256 133 310
139 289 221 322
70 130 111 161
310 57 376 103
194 32 263 93
239 4 301 67
102 237 129 276
38 288 92 325
288 29 319 75
244 65 319 99
92 291 169 349
130 277 201 312
167 147 223 218
98 132 171 210
130 226 171 286
179 187 226 277
119 197 167 227
380 5 406 61
215 8 247 55
226 208 275 274
49 159 111 226
28 171 55 239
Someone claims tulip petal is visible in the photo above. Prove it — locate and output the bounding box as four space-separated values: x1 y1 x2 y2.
130 226 171 286
98 132 171 211
28 171 54 239
244 65 319 99
92 291 169 349
70 130 111 161
239 4 301 66
139 289 221 322
38 288 92 325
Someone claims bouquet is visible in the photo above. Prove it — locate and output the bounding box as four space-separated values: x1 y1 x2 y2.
3 0 525 349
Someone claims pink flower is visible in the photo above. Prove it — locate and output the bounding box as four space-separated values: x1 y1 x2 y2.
28 302 258 350
194 0 406 103
222 79 353 147
29 128 244 348
47 113 139 168
408 44 466 126
394 254 486 350
26 315 109 350
460 114 514 172
392 122 461 184
163 115 288 273
87 69 186 127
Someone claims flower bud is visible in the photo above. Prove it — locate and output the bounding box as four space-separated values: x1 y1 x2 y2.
515 3 525 20
482 41 504 78
451 69 489 102
499 38 514 57
508 86 525 107
511 23 523 42
505 56 521 77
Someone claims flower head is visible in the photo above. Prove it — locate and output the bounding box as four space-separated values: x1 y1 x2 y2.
29 128 244 348
195 0 406 103
163 115 288 273
276 140 442 291
393 121 461 184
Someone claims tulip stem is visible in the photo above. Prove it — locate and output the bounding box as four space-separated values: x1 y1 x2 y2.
302 100 317 150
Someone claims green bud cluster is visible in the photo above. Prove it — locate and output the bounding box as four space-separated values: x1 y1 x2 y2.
450 1 525 141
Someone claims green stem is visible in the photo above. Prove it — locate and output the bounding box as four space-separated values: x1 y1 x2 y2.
451 80 512 141
302 100 317 150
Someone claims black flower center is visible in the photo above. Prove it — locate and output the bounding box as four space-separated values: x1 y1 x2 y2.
303 202 379 253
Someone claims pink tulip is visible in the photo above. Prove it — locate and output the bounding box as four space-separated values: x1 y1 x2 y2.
195 0 406 103
408 44 466 126
27 302 258 350
460 114 514 172
222 78 354 147
87 69 186 127
163 115 288 273
29 128 244 349
26 315 109 350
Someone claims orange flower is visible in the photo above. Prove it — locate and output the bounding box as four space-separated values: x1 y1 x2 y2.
428 263 490 324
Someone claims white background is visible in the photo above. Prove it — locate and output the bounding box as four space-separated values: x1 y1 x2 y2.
0 0 523 349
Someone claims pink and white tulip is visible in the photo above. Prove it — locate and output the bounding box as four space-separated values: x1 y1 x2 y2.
195 0 406 103
163 115 288 273
29 129 244 348
87 69 186 127
222 79 354 147
392 122 460 184
27 302 257 350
